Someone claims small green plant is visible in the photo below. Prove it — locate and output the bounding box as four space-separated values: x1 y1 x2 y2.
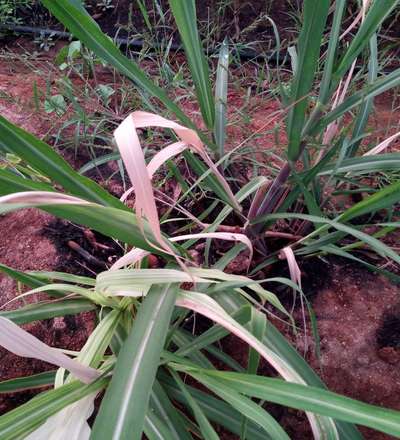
0 0 30 26
0 1 400 439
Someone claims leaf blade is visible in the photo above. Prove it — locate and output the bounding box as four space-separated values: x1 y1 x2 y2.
90 284 178 439
286 0 330 160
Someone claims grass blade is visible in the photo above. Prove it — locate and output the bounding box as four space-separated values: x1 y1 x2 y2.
0 371 56 394
0 299 96 325
175 290 338 439
144 410 178 440
0 262 48 290
333 0 399 81
348 33 378 157
316 68 400 132
149 380 194 440
25 393 96 440
160 373 270 440
114 113 175 257
128 111 240 211
214 38 229 157
286 0 330 160
318 0 346 104
256 212 400 265
212 293 362 440
180 370 400 438
0 168 54 193
169 370 219 440
0 196 174 255
168 0 215 130
91 284 178 440
338 179 400 222
317 153 400 175
177 370 290 440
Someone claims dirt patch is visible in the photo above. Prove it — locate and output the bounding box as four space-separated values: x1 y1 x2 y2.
0 67 52 138
0 209 96 414
304 261 400 440
43 218 123 275
377 310 400 350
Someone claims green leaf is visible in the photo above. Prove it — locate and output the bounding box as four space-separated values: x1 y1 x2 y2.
27 270 96 286
77 308 122 369
144 410 179 440
316 68 400 132
338 179 400 222
181 370 400 438
0 371 56 394
79 152 121 175
135 0 152 32
255 212 400 265
175 289 337 438
0 262 48 290
318 0 346 105
149 380 194 440
169 0 215 130
169 369 219 440
317 153 400 176
181 370 290 440
348 33 378 157
44 94 67 116
174 306 251 359
0 299 96 325
0 168 55 194
0 377 108 439
91 284 178 440
286 0 330 160
333 0 399 81
0 116 124 209
96 84 115 106
160 372 270 440
171 329 215 370
241 309 267 440
246 308 265 375
182 150 238 210
322 244 400 284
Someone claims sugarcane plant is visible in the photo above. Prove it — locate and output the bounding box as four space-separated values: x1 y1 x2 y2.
0 0 399 439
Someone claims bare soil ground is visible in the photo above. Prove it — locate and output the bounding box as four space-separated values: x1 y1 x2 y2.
0 209 96 414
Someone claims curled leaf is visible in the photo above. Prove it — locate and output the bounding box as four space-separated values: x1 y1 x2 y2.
0 317 99 384
279 247 302 290
117 111 240 211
